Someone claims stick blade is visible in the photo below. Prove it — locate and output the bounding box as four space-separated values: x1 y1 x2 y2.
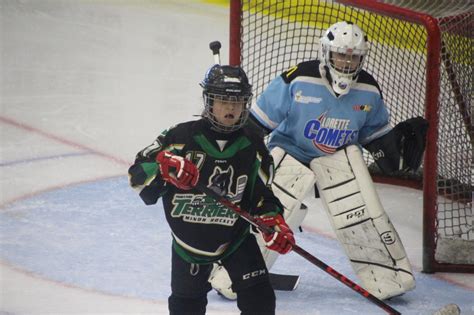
433 304 461 315
269 273 300 291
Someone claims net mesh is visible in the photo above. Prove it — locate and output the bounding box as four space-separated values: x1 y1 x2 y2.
238 0 473 268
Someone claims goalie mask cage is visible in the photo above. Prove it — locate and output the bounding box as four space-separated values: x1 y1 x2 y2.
229 0 473 273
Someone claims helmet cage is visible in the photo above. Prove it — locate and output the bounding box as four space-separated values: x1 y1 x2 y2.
200 65 253 133
325 46 366 76
203 92 252 133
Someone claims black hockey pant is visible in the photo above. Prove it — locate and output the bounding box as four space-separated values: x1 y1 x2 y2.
168 234 275 315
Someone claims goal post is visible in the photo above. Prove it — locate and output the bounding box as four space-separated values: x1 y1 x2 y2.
229 0 473 273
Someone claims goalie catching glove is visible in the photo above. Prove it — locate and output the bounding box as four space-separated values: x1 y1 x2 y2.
156 151 199 190
255 213 295 254
395 117 429 170
365 116 428 174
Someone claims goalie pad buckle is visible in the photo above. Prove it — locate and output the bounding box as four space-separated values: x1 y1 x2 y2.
310 145 415 300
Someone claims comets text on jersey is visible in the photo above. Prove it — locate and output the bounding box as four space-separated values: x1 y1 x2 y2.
303 112 358 154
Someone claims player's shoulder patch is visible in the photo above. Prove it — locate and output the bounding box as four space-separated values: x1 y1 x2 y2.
281 60 321 83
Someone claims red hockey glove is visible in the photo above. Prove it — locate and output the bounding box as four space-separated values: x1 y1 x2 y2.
256 214 295 254
156 151 199 190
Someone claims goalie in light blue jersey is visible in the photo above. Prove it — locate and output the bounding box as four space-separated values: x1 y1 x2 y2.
250 22 428 171
209 21 429 301
251 22 393 164
249 22 429 171
252 51 391 164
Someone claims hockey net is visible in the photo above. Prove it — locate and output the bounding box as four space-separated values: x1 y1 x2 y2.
229 0 473 273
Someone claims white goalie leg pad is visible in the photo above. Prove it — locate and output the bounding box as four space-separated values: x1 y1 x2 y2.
309 145 415 300
256 147 317 268
208 263 237 300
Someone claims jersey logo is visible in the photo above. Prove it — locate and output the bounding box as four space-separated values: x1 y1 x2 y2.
169 166 247 227
353 104 372 112
210 166 233 194
208 166 247 203
170 194 239 226
303 112 358 154
294 90 322 104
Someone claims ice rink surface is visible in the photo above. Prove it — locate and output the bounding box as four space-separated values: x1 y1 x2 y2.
1 1 473 314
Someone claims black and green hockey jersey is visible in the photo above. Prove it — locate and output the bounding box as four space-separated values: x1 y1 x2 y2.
128 119 283 264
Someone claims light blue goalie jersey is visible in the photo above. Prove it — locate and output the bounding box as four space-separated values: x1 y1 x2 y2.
251 60 391 164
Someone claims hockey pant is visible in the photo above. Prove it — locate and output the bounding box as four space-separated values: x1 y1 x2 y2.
172 234 275 315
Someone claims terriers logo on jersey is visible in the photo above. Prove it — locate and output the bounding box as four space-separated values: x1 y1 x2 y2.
170 166 247 226
303 112 358 154
170 194 239 226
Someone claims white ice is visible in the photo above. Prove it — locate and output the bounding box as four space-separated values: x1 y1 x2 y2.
1 1 473 314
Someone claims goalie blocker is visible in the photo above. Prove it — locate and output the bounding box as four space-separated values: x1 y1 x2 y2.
310 145 415 299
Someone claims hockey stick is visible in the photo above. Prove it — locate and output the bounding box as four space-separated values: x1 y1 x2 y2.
195 182 401 315
269 273 300 291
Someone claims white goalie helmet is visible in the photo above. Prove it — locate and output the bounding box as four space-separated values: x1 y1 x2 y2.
320 21 368 95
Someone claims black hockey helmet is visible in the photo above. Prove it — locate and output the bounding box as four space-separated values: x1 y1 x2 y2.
200 64 253 133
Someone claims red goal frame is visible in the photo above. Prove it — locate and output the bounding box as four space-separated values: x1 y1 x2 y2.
228 0 473 274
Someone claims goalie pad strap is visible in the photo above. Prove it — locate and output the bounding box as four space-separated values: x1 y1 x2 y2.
310 145 415 300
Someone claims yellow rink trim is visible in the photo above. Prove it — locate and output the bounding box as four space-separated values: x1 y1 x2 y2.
201 0 229 6
242 0 427 52
201 0 471 64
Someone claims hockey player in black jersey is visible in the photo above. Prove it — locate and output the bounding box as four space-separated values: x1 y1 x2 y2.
128 64 294 315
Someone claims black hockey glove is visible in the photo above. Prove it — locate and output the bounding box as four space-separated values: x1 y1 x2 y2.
394 117 429 171
364 116 428 174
